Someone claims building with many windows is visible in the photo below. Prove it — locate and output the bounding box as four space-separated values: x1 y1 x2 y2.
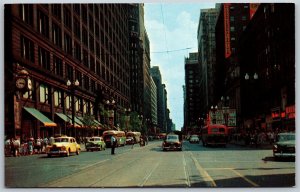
5 4 133 139
197 7 218 117
184 52 201 134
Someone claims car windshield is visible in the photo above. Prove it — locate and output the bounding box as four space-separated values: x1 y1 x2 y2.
190 136 198 139
278 134 295 141
54 138 69 142
167 135 178 140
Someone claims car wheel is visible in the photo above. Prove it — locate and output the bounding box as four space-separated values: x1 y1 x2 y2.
76 149 80 155
47 154 51 158
99 146 102 151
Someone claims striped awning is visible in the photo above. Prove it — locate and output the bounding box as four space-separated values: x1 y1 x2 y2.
24 107 57 127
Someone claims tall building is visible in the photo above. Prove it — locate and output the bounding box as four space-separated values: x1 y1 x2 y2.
184 52 201 134
5 4 133 139
128 4 152 124
150 76 157 126
197 7 218 116
239 3 295 131
215 3 251 127
150 66 166 132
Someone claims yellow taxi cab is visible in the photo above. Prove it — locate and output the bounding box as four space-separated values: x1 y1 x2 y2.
46 136 81 157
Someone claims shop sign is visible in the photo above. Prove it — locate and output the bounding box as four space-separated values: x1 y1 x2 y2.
286 105 295 119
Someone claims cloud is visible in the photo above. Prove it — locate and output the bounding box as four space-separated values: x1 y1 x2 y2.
145 4 208 129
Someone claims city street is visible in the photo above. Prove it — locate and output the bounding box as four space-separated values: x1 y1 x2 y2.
5 140 295 188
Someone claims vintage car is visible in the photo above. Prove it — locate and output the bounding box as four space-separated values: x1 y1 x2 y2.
85 136 106 151
46 136 81 157
273 132 295 159
126 136 134 145
162 134 182 151
189 135 200 144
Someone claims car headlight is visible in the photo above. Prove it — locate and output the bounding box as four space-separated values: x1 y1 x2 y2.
61 146 67 150
273 145 278 151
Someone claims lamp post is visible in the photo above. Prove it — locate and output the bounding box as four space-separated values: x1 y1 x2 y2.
245 72 259 130
67 79 79 137
210 105 218 124
106 98 116 130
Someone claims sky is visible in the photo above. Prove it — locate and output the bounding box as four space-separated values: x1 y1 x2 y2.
144 2 215 130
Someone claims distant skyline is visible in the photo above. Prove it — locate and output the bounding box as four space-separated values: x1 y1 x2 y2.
144 3 215 130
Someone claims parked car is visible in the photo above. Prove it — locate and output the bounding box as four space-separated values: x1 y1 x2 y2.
273 132 295 159
86 136 106 151
162 133 182 151
46 136 81 157
189 135 200 144
126 136 134 145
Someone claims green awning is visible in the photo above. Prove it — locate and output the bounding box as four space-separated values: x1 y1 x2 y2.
67 115 83 126
56 113 70 123
24 107 57 127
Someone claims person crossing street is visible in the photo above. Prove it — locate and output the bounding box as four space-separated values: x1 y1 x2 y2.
111 135 117 155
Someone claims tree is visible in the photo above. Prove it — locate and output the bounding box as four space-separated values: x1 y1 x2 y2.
81 114 97 137
129 112 142 132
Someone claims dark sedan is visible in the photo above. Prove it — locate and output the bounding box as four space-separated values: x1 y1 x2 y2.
162 134 182 151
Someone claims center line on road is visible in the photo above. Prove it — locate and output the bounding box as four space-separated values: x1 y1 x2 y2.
230 169 260 187
189 152 217 187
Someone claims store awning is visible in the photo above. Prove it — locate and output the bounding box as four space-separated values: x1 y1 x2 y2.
67 115 83 127
56 113 70 123
24 107 57 127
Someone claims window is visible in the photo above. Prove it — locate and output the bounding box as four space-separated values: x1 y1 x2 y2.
76 97 82 112
52 4 61 20
54 89 62 107
64 33 72 55
91 80 96 93
52 23 62 48
20 4 33 26
39 84 49 104
38 47 50 70
90 55 95 72
90 36 94 52
89 14 94 31
74 42 81 61
82 5 88 25
242 16 247 21
74 18 81 39
53 56 63 76
37 10 49 38
63 7 71 29
230 26 235 32
66 64 73 81
66 95 71 110
82 28 88 46
83 49 89 67
84 75 89 90
21 35 34 62
230 16 234 22
73 4 80 16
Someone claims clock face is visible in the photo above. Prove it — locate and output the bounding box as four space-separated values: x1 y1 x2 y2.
16 78 26 89
27 79 32 90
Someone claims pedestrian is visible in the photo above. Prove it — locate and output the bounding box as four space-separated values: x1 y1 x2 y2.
28 138 34 155
111 135 117 155
35 137 42 154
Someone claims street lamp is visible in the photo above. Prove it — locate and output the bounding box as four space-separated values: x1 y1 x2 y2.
211 105 218 124
106 98 116 129
67 79 79 137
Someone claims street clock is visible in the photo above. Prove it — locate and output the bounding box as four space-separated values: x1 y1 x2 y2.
16 77 26 89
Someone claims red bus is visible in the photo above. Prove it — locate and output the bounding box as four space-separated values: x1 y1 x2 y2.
201 124 228 147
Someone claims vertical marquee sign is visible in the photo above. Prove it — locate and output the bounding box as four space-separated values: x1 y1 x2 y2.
224 3 231 58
